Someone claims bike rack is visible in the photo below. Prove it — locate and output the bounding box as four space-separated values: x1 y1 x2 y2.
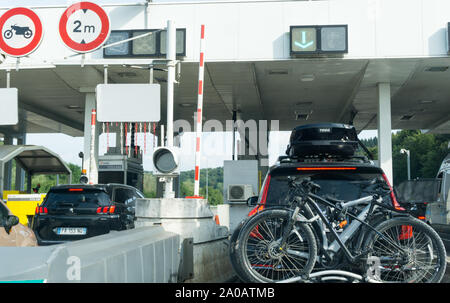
276 270 381 283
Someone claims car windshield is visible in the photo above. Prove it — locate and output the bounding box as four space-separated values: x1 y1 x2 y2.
265 168 387 206
0 202 9 226
44 189 111 208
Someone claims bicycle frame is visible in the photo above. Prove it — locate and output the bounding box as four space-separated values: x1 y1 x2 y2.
287 191 408 265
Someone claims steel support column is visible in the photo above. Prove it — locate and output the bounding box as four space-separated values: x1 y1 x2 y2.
377 83 393 185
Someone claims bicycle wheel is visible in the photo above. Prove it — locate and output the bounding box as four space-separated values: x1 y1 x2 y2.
229 219 251 282
235 209 317 283
362 217 447 283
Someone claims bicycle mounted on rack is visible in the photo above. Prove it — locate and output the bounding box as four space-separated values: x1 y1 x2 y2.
234 176 447 283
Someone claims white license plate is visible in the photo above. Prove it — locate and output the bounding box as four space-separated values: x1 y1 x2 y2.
56 227 87 235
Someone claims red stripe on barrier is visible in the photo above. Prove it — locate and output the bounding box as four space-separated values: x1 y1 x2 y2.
198 80 203 95
91 110 96 125
195 166 200 181
200 52 204 67
201 24 205 39
196 137 200 152
197 109 202 123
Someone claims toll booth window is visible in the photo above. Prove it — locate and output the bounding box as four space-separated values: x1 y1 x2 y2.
0 203 8 226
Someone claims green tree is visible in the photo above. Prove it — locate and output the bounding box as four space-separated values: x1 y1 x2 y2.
361 131 449 186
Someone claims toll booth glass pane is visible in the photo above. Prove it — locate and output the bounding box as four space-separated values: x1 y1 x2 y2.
99 171 124 185
127 172 141 191
104 31 130 56
132 31 157 55
444 172 450 202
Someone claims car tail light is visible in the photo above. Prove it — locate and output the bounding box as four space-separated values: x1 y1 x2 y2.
36 206 48 214
381 173 405 211
248 174 271 217
296 167 357 171
97 206 115 214
68 188 83 191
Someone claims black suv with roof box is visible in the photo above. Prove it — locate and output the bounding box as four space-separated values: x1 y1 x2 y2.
32 183 144 245
229 123 406 281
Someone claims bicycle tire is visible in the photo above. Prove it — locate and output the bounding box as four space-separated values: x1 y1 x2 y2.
235 209 317 283
362 216 447 283
229 219 251 282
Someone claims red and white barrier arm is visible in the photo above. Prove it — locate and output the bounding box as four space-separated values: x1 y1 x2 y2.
89 109 98 184
194 24 205 197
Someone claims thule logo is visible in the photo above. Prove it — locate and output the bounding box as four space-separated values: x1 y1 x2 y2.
319 128 331 133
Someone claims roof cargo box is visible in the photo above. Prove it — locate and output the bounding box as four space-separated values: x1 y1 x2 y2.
286 123 359 158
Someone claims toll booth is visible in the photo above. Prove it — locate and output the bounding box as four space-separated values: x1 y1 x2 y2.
98 147 144 192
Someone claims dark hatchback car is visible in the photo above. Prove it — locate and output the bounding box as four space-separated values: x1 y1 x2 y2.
32 184 144 245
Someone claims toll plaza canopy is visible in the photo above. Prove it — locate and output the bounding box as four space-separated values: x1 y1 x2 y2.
0 145 72 194
0 0 449 135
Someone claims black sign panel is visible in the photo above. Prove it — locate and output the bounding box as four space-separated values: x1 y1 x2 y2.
104 28 186 58
290 25 348 55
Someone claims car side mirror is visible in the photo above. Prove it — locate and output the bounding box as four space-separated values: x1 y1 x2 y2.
4 215 19 234
246 196 259 207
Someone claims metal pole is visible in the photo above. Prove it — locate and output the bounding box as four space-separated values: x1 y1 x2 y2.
407 150 411 180
164 20 176 198
232 110 236 161
149 66 154 84
166 20 176 147
160 124 164 147
6 69 10 88
104 65 108 84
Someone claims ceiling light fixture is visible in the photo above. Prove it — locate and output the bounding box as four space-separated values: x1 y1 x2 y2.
268 69 289 75
424 66 448 72
300 74 315 82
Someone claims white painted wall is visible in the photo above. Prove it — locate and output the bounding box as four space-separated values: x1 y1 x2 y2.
1 0 450 66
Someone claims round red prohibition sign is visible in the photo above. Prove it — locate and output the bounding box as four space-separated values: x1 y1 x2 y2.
59 2 110 53
0 7 43 57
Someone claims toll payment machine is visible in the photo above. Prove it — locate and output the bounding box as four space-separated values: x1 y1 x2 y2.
98 147 144 192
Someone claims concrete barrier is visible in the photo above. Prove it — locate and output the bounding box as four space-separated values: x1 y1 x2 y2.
0 226 180 283
136 198 234 283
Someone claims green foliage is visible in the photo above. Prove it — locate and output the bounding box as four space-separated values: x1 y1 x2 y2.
179 167 224 205
363 130 449 186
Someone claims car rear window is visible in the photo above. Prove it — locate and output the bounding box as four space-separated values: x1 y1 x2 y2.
264 167 386 206
44 189 111 208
